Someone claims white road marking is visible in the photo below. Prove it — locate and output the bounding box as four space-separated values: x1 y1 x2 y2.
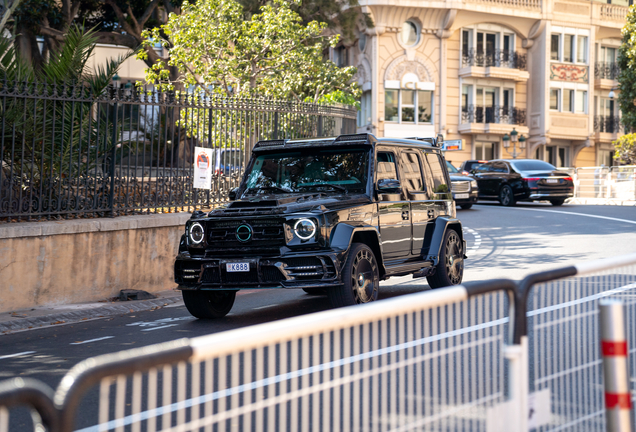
70 336 114 345
508 207 636 225
141 324 178 332
463 227 482 253
0 351 35 360
253 304 279 310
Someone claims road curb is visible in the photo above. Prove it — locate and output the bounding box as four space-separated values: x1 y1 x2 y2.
0 295 183 334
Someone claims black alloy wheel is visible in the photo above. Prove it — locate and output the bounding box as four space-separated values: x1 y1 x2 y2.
182 290 237 319
328 243 379 307
550 199 565 206
498 185 515 206
460 204 473 210
427 229 464 289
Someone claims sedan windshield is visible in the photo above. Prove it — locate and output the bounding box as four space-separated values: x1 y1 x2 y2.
244 148 369 194
511 160 556 171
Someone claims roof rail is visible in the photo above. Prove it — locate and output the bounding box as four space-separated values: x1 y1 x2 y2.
254 139 288 149
334 133 377 143
405 134 444 147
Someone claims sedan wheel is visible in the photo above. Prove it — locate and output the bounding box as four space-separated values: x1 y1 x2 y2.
498 185 515 206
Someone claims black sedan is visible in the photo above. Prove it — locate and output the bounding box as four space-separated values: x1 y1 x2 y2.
447 161 479 209
471 159 574 206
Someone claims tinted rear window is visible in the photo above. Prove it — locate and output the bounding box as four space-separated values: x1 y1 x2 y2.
512 160 556 171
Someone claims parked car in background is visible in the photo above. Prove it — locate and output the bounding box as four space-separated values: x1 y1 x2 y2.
212 148 245 177
471 159 574 206
446 161 479 209
458 160 487 176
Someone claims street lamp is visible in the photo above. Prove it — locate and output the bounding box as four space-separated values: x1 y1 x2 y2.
502 127 525 159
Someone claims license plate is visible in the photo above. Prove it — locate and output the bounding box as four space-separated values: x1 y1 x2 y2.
546 179 559 184
226 262 250 272
454 193 469 199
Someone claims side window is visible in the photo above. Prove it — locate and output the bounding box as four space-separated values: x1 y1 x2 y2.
474 163 492 173
376 151 399 181
492 162 508 173
422 152 449 193
400 151 425 192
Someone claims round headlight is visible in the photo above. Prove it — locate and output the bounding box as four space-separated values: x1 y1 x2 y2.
294 219 316 240
189 222 205 245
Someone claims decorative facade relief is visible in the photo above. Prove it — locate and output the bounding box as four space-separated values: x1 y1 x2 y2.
384 55 435 84
549 64 589 83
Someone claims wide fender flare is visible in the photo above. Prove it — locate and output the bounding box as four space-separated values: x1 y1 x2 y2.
425 217 466 266
330 223 386 275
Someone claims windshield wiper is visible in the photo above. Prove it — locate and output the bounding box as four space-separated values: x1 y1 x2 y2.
298 183 348 194
244 186 293 195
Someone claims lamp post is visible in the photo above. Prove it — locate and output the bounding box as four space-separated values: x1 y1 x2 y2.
502 128 526 159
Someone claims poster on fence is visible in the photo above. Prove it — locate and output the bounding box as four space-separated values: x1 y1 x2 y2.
193 147 213 190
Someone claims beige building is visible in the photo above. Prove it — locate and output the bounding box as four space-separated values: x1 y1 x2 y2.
349 0 628 168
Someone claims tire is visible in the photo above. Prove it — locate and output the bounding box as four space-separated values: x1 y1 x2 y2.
302 288 326 295
328 243 379 307
426 229 464 289
550 199 565 206
460 203 473 210
182 290 236 319
498 185 515 206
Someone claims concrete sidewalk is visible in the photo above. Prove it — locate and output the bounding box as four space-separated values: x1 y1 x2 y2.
0 289 183 334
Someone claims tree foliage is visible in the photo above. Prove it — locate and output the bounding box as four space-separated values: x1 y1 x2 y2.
140 0 360 103
613 133 636 165
618 5 636 131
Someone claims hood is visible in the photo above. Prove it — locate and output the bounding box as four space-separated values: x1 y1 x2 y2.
208 193 371 216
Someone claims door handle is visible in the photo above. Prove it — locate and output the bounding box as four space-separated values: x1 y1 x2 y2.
427 209 435 218
402 210 409 220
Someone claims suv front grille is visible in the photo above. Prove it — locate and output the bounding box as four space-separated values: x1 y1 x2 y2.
206 218 285 256
451 181 470 193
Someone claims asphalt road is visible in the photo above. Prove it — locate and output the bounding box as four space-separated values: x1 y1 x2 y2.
1 202 635 429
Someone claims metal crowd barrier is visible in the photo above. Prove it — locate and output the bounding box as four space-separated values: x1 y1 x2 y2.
570 166 636 200
2 253 636 431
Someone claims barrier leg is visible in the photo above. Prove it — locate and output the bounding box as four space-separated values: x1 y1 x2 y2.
599 299 634 432
504 336 529 432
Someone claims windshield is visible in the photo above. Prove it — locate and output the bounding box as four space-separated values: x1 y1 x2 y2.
512 160 556 171
244 148 369 194
446 161 459 173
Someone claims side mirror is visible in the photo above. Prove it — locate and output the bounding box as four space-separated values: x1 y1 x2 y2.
436 133 444 147
377 178 401 192
228 187 238 201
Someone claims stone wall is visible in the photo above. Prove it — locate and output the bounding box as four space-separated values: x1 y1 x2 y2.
0 213 191 313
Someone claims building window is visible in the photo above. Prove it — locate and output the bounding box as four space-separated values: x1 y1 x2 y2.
475 142 497 160
357 91 371 127
600 46 617 63
461 27 521 69
563 89 574 112
358 32 367 52
576 90 587 113
577 36 588 63
551 29 589 64
333 46 348 67
551 34 560 61
564 35 574 63
550 89 560 110
401 21 419 46
385 90 399 122
385 89 433 124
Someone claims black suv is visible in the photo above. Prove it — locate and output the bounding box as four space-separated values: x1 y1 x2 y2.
175 133 467 318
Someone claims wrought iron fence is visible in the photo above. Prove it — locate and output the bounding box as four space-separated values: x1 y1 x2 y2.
594 62 620 80
0 80 357 222
461 105 526 125
594 115 623 133
461 48 527 71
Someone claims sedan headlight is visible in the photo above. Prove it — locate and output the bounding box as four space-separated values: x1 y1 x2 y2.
294 218 316 240
189 222 205 245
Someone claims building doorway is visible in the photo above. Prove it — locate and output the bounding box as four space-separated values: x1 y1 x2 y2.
475 141 497 160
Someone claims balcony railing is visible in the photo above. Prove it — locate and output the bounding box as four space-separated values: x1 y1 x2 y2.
595 62 620 80
462 48 527 71
461 105 526 125
594 115 623 133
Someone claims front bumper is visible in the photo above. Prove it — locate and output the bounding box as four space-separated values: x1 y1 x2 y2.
175 252 342 290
